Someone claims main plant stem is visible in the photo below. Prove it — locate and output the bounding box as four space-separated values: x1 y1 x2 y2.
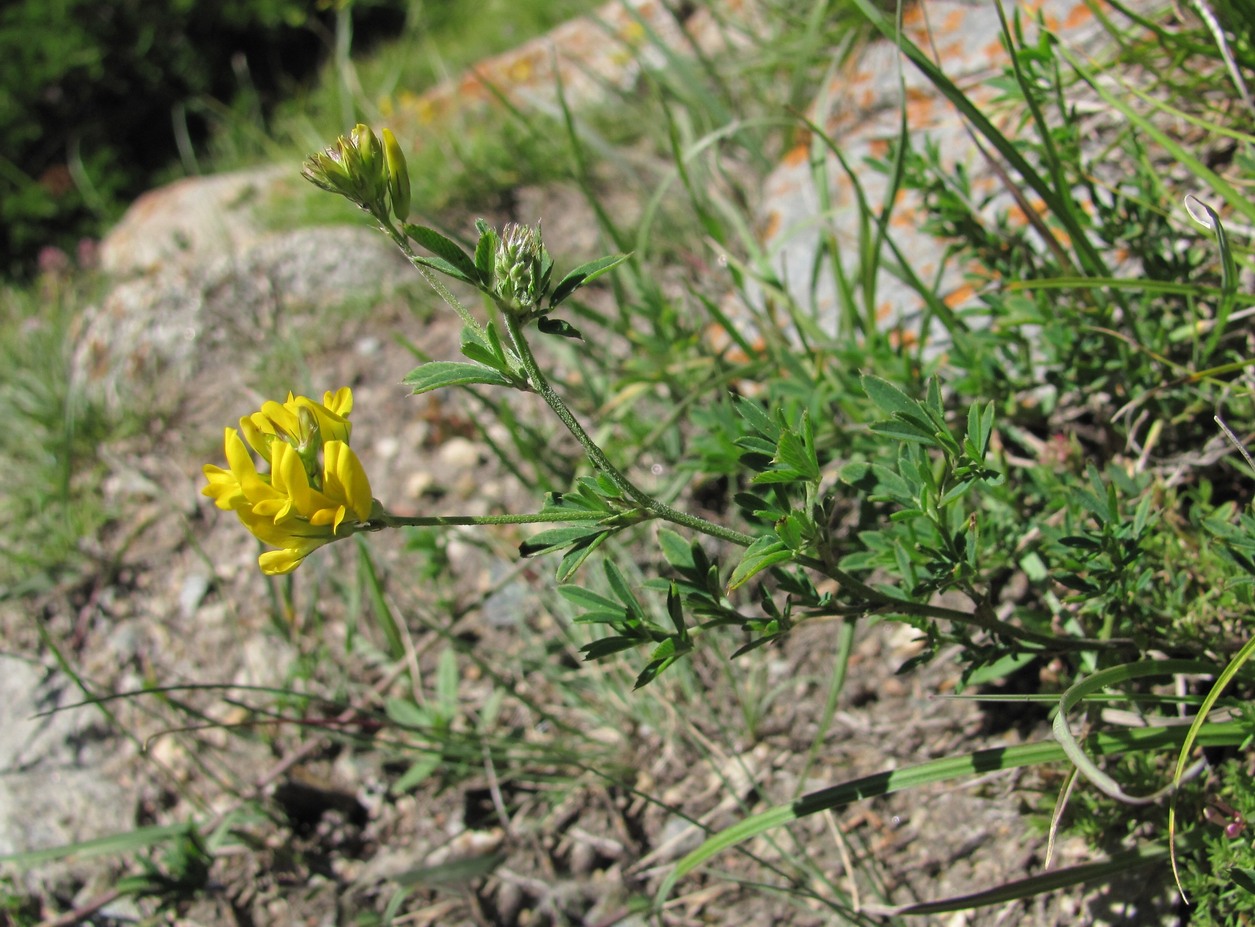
502 311 755 548
367 509 602 530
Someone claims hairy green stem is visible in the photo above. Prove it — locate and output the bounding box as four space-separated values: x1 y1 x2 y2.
501 311 755 548
366 509 603 531
383 220 489 342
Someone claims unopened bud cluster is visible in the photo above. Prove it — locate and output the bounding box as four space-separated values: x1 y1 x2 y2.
493 222 547 311
302 124 411 224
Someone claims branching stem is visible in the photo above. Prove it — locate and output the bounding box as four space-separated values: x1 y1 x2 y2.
502 311 755 548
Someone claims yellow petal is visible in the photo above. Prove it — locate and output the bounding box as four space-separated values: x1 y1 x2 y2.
259 549 305 574
323 386 353 417
324 440 374 523
294 394 351 445
273 443 339 517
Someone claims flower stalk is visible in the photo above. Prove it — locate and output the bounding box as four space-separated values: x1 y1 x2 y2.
500 310 755 548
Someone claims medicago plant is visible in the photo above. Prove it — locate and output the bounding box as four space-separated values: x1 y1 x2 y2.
199 112 1255 918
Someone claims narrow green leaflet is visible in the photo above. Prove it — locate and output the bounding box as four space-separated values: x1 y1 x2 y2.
555 529 612 581
753 413 819 484
862 373 918 418
727 535 794 592
537 317 583 339
403 361 514 394
634 634 690 689
404 223 482 285
731 394 780 441
548 253 631 308
841 461 914 506
474 222 498 283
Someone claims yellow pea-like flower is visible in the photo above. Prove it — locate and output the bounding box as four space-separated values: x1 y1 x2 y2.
202 388 377 575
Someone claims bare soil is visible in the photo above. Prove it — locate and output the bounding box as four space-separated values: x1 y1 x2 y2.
1 280 1186 927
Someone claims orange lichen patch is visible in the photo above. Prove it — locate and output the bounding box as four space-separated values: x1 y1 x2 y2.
972 174 999 197
937 40 965 62
876 300 894 322
891 205 920 230
867 137 891 160
887 326 920 350
943 283 977 309
759 210 782 242
1063 2 1094 29
942 9 966 33
984 38 1006 60
902 5 927 28
966 259 1000 284
783 140 811 167
458 71 492 103
703 322 766 365
905 89 938 126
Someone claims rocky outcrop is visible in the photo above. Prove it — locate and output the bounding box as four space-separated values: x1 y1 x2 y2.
750 0 1141 350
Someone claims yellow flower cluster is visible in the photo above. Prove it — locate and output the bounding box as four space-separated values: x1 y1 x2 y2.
203 388 376 575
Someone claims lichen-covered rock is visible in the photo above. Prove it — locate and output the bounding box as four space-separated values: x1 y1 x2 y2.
99 167 286 277
750 0 1140 350
76 225 410 414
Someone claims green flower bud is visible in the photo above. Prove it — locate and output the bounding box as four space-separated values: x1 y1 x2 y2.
382 128 411 223
350 123 387 207
302 125 389 216
494 222 546 311
301 146 354 197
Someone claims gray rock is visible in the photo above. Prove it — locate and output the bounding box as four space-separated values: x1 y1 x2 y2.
748 0 1133 349
74 223 410 414
100 166 285 276
0 657 135 893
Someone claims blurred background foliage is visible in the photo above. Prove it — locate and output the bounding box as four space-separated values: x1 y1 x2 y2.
0 0 515 278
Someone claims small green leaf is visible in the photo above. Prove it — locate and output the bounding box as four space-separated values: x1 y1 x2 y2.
862 374 917 417
773 417 820 482
582 636 641 660
549 253 631 307
537 317 583 339
665 584 687 639
634 636 689 688
405 224 481 284
519 525 605 558
658 528 695 571
605 560 641 611
556 529 611 581
775 512 810 552
404 361 514 394
870 420 941 445
732 395 780 440
841 462 914 504
460 325 502 369
728 536 794 592
474 225 497 283
485 321 509 367
559 585 622 613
